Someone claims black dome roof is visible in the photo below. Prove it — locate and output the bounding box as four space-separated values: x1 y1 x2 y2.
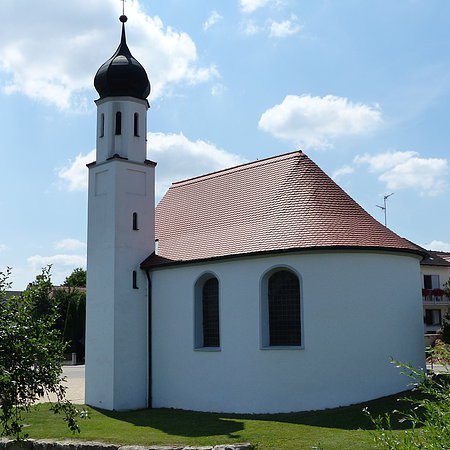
94 17 150 100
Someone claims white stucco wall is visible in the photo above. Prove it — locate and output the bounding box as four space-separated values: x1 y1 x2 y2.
150 250 424 413
85 158 154 411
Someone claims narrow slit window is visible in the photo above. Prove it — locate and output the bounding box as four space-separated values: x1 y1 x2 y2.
134 113 139 137
132 270 138 289
132 212 139 230
99 113 104 137
115 111 122 135
202 278 220 347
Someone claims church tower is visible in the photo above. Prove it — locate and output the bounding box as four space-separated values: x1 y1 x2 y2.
85 14 155 410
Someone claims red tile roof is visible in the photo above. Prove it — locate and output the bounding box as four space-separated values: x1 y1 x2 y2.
142 151 424 269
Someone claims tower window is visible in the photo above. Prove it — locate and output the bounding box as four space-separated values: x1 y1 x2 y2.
132 212 139 230
134 113 139 137
99 113 104 137
132 270 138 289
115 111 122 135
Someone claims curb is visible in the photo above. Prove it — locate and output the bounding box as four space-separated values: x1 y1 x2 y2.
0 440 254 450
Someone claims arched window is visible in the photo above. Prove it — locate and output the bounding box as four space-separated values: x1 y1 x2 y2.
99 113 105 137
195 275 220 349
132 212 138 230
115 111 122 135
134 113 139 137
202 278 220 347
262 269 301 347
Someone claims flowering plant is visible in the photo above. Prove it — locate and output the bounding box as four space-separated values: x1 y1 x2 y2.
433 288 445 297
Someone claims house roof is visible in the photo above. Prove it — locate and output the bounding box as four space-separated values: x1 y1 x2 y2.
436 252 450 263
421 251 450 267
142 151 424 269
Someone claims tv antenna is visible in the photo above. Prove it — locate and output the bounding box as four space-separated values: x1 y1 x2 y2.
376 193 394 227
120 0 126 15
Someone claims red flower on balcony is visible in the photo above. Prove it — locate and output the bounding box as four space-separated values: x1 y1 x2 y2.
433 288 445 297
422 288 432 297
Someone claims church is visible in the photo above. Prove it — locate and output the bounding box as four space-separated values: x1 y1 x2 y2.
85 15 426 413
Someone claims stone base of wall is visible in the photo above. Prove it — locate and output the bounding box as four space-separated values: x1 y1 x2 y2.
0 440 253 450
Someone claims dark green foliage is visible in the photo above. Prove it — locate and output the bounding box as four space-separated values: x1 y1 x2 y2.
54 289 86 359
0 267 84 440
53 268 87 359
440 311 450 345
63 268 86 288
439 278 450 344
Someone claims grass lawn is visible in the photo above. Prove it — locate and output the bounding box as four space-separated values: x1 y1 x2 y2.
5 393 417 450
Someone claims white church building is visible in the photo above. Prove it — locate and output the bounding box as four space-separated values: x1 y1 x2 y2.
85 15 426 413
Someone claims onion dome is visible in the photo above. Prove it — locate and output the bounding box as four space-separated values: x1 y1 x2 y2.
94 15 150 100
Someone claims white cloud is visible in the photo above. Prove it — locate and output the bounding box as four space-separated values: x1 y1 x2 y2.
423 240 450 252
27 254 87 286
332 165 355 181
259 94 382 149
269 15 301 38
355 151 448 196
211 83 226 97
58 132 246 199
55 239 86 251
0 244 7 253
203 11 223 31
58 151 95 192
240 0 273 13
148 132 247 197
0 0 217 109
241 14 300 38
242 20 264 36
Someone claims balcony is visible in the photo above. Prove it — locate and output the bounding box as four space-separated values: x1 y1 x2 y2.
422 288 450 305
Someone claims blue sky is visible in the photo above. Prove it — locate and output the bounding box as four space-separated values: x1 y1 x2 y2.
1 0 449 288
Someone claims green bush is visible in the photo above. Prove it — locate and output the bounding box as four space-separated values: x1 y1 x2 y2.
366 346 450 448
0 267 86 440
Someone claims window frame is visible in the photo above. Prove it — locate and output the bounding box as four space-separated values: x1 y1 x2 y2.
260 266 303 350
194 272 221 351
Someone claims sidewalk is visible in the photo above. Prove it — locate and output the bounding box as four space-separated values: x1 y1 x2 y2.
37 365 85 404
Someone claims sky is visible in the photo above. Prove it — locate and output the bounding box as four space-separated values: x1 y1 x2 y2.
1 0 449 289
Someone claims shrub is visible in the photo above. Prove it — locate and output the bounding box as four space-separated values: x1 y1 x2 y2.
0 267 86 440
366 346 450 448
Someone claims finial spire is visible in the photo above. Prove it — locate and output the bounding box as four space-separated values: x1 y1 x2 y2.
119 0 128 24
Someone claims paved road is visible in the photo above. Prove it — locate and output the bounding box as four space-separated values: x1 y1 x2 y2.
37 365 85 404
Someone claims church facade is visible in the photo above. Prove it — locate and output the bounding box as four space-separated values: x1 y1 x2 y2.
85 16 426 413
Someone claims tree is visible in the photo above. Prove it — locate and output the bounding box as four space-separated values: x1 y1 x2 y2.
0 267 84 439
63 268 86 288
54 268 86 361
439 277 450 344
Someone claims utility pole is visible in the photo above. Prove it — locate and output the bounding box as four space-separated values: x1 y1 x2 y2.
376 193 394 227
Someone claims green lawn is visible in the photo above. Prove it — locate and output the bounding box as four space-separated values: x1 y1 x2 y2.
6 393 417 450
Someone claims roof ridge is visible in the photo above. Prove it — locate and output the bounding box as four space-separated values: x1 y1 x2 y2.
170 150 304 188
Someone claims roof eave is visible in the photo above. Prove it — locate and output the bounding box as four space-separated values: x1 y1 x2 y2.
141 245 427 271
